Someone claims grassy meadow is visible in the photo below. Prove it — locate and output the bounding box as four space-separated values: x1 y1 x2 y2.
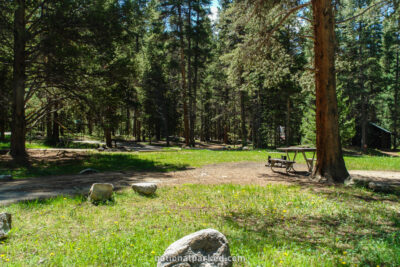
1 184 399 266
1 149 400 179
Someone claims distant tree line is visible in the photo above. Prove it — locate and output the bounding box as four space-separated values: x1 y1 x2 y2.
0 0 399 171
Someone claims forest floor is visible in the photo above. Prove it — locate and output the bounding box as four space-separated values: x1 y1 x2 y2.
1 160 400 206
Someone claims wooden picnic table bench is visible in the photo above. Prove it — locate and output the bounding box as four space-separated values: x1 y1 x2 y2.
276 147 316 174
266 156 296 173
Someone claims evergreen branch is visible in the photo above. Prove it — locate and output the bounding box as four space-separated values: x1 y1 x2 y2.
299 16 312 23
336 0 389 24
264 2 311 43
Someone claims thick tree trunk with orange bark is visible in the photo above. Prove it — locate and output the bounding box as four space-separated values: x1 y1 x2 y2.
312 0 349 183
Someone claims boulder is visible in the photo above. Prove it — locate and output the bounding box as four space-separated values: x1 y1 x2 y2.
131 183 157 195
0 175 12 181
79 168 99 175
157 229 232 267
241 146 249 151
88 183 114 202
0 213 12 239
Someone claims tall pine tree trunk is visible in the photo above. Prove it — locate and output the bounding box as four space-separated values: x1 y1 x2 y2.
361 95 368 152
11 0 27 163
358 21 367 153
394 47 399 149
178 5 190 146
104 127 112 148
312 0 349 183
0 104 6 142
126 108 130 136
52 108 60 145
190 57 198 146
133 108 138 141
285 98 290 146
187 2 195 147
240 90 247 146
46 110 52 140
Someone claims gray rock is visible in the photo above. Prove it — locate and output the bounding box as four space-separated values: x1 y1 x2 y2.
241 146 249 151
131 183 157 195
0 213 12 239
157 228 232 267
88 183 114 202
344 177 355 186
79 168 99 175
0 175 12 181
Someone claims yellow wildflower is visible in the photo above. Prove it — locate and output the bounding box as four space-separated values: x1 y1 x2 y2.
151 251 156 255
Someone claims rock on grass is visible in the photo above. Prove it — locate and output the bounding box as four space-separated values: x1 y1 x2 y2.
157 228 232 267
88 183 114 203
131 183 157 195
0 213 12 239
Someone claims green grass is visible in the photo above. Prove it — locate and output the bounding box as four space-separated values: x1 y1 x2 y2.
0 141 50 149
0 184 399 266
1 150 400 179
0 140 99 150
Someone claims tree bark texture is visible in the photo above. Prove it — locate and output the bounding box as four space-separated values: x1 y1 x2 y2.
11 0 28 164
312 0 349 183
178 5 190 146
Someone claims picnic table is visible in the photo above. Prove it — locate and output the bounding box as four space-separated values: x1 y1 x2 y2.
277 147 316 174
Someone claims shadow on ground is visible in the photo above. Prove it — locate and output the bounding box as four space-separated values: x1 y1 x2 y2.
0 151 189 205
222 194 400 265
0 150 188 177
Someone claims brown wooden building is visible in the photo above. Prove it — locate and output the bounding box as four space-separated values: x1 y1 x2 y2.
352 122 392 150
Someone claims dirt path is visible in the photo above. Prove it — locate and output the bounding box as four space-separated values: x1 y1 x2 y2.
1 162 399 206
